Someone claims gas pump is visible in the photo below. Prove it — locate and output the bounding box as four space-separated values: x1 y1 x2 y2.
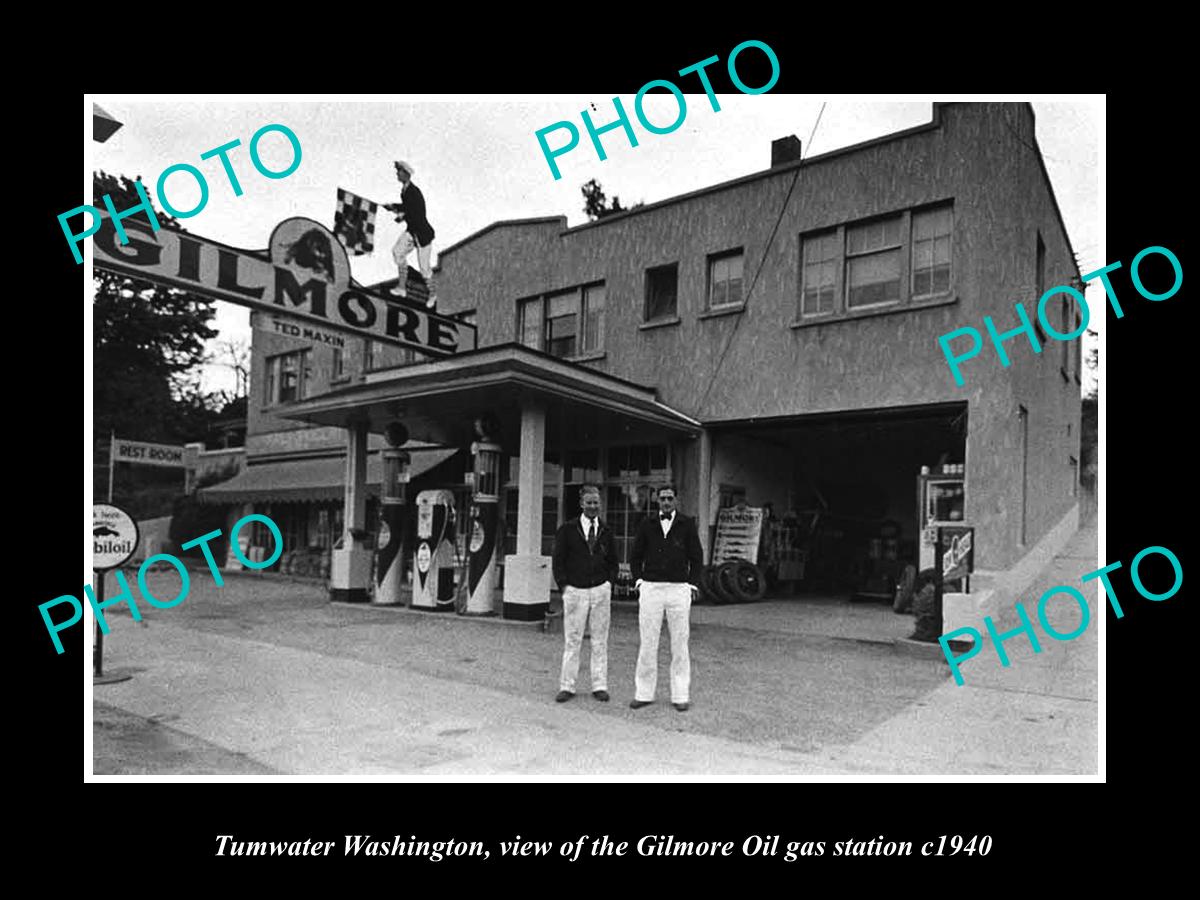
374 422 410 606
464 418 502 615
411 489 457 610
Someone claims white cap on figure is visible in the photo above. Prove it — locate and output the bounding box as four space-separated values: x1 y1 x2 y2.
395 160 415 177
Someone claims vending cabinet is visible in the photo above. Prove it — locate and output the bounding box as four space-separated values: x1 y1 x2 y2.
917 465 965 573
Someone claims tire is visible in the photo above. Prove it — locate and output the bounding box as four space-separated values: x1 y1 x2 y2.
714 562 744 604
730 561 767 602
696 565 719 604
704 564 735 605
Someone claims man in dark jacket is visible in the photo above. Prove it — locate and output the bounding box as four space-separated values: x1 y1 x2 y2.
629 484 704 711
384 160 438 309
552 484 619 703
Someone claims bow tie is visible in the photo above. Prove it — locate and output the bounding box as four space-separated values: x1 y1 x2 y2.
660 512 672 521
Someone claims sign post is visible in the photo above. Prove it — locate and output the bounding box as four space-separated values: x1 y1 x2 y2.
92 503 139 683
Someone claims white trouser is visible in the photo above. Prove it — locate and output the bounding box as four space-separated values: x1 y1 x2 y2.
559 582 611 692
392 231 434 282
635 581 692 703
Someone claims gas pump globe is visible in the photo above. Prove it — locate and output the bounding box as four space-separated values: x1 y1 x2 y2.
464 416 502 614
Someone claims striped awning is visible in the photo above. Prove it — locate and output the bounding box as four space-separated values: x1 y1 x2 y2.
196 447 458 505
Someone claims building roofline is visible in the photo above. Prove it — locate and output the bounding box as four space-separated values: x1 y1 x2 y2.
432 103 1083 283
437 216 568 258
560 104 951 236
1027 123 1085 283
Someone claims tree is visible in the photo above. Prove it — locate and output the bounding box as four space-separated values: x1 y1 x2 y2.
581 178 643 221
212 337 251 400
92 171 219 444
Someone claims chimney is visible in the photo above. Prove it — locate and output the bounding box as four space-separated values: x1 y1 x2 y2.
771 135 802 167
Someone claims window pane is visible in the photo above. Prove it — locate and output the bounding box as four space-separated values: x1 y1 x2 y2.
914 239 932 270
914 271 932 296
914 206 952 240
520 298 542 349
805 232 835 265
646 265 678 320
934 235 951 265
883 218 901 246
846 226 864 255
847 249 901 308
932 265 950 293
547 290 579 319
726 276 742 306
546 312 577 358
582 285 605 352
649 444 668 471
584 284 605 314
849 216 901 255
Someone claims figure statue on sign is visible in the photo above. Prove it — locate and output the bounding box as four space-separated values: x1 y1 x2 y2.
383 160 438 310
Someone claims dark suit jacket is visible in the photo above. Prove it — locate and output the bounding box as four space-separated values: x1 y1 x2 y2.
393 182 436 245
630 513 704 587
552 517 619 590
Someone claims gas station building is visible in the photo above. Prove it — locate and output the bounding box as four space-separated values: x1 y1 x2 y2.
200 102 1084 620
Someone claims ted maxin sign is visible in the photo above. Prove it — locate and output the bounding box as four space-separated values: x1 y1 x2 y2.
91 211 477 356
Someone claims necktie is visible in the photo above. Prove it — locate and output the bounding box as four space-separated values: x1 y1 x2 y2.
660 513 671 521
587 520 596 550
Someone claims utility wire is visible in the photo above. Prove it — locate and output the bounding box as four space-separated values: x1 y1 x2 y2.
694 102 826 417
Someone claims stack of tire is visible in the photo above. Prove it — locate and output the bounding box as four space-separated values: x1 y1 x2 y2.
698 559 767 605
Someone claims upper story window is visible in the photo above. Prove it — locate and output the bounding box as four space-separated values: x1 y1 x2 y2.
912 206 953 297
365 338 418 372
264 349 310 406
798 201 955 321
707 250 744 309
846 215 903 309
517 283 605 359
546 290 578 358
519 297 543 350
801 231 838 316
581 284 605 354
644 263 678 322
331 346 346 381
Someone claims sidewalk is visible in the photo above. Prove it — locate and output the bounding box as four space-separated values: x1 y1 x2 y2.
797 521 1099 774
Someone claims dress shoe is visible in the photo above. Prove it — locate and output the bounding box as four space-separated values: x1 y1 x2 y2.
593 690 610 702
555 690 574 703
672 702 690 712
629 699 652 709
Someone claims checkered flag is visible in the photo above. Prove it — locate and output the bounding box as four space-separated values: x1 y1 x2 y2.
334 188 379 256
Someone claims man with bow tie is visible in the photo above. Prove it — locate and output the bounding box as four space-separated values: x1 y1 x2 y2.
552 484 619 703
629 484 705 712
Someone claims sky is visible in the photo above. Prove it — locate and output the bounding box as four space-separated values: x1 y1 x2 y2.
88 94 1104 397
